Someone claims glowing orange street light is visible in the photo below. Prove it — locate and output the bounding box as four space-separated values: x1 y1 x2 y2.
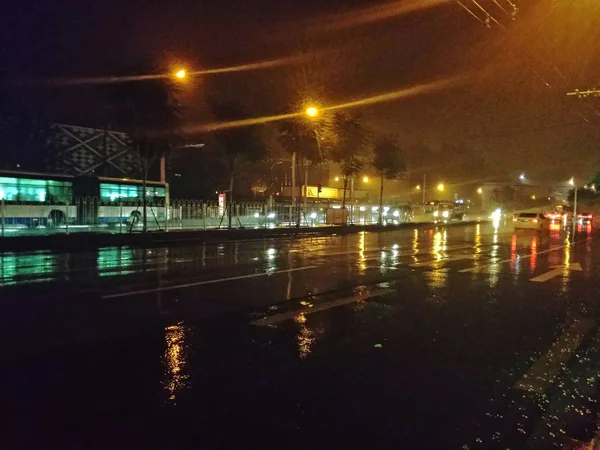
305 106 319 118
174 68 187 80
437 183 445 192
477 187 483 194
363 176 369 183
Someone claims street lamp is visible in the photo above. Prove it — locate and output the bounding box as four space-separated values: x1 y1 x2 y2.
415 185 421 190
305 106 319 118
570 177 578 235
174 68 187 80
519 173 526 182
363 176 369 183
437 183 445 192
477 187 483 194
334 176 340 182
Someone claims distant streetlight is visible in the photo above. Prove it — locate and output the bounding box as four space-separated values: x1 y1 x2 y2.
531 195 536 200
305 106 319 118
437 183 445 192
334 176 340 182
569 177 575 186
363 176 370 183
519 173 526 182
477 187 483 194
415 185 421 190
174 68 187 80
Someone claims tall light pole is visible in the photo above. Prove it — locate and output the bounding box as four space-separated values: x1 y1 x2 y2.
570 177 577 236
295 105 321 227
159 67 190 184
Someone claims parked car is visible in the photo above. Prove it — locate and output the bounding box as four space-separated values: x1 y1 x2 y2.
513 212 550 230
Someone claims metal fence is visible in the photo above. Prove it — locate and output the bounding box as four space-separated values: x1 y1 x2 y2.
0 197 415 237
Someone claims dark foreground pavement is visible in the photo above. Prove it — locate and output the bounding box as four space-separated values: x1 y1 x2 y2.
2 220 600 449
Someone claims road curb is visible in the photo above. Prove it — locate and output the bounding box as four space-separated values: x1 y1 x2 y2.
0 220 486 253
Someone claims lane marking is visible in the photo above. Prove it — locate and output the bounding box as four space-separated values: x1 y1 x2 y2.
101 265 318 299
459 243 574 273
409 255 475 268
309 244 468 259
514 318 595 394
250 289 392 326
530 263 582 282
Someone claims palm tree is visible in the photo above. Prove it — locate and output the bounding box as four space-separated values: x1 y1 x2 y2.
372 135 407 225
329 112 371 211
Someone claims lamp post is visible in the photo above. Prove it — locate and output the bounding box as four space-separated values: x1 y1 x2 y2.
293 105 321 227
570 177 577 236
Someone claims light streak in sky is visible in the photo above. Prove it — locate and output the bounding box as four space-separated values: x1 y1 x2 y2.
188 75 464 133
13 53 316 87
311 0 452 32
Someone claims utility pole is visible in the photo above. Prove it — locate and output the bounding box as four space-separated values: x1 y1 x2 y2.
304 159 308 214
566 89 599 235
572 183 578 237
350 176 355 225
291 152 296 227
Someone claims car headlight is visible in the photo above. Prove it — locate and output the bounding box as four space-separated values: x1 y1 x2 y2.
433 211 439 217
442 210 449 218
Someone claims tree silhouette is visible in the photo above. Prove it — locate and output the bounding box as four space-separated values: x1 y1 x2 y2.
329 112 371 209
372 135 407 224
206 96 268 228
108 61 182 232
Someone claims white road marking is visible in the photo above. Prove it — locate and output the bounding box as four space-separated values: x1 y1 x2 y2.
101 265 318 299
515 318 595 394
410 255 475 268
530 263 582 282
459 243 573 273
250 289 393 326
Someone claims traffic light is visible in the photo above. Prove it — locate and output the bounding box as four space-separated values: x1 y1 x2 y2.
317 184 322 194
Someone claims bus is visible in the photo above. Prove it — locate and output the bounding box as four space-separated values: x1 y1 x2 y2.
0 170 168 228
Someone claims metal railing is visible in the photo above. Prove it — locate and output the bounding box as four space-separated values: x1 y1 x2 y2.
0 197 416 237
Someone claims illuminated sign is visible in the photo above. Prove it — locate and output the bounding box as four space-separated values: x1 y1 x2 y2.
305 186 339 199
218 193 226 215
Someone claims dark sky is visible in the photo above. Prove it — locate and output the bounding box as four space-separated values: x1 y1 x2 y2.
2 0 600 183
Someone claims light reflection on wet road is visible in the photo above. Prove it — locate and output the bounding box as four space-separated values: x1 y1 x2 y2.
2 221 600 449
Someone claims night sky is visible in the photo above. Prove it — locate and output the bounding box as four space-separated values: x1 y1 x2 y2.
2 0 600 183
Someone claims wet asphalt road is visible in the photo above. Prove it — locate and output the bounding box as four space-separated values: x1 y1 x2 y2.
2 220 600 449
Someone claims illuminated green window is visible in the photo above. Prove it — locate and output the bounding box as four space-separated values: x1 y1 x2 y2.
0 177 72 203
99 183 165 202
